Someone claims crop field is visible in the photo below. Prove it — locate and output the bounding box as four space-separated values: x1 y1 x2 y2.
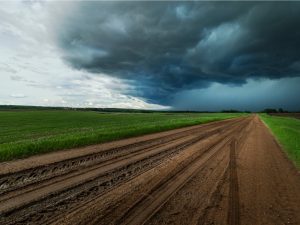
260 114 300 167
0 110 245 161
269 113 300 120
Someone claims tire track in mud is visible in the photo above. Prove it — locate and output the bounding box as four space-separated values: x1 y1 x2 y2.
0 118 242 203
0 136 188 204
227 139 240 225
175 120 253 225
117 140 231 225
145 118 253 225
0 118 243 196
0 118 247 225
195 166 230 225
0 135 207 223
105 119 251 225
41 118 251 224
140 115 300 225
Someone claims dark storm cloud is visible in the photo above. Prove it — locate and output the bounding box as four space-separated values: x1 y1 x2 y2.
56 1 300 104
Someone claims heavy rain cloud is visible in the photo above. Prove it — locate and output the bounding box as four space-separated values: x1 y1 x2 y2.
55 1 300 107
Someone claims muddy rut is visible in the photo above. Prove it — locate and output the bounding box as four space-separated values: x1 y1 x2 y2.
0 115 299 225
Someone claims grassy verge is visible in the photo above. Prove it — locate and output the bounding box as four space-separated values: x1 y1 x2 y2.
0 110 246 162
260 114 300 167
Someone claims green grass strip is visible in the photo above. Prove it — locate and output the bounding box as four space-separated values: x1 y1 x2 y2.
260 114 300 168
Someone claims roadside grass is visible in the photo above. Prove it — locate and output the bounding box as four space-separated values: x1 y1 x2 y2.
0 110 246 162
260 114 300 168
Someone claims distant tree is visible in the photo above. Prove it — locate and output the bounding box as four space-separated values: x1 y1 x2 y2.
263 108 278 113
221 109 241 113
278 108 284 113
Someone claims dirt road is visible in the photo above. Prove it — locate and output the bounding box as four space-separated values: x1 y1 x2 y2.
0 115 299 225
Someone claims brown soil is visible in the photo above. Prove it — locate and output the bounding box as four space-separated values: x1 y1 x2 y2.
0 115 299 225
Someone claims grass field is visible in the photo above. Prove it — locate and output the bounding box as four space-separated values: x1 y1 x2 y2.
0 110 245 161
260 114 300 167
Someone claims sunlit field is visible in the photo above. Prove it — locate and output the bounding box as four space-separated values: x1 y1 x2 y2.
0 110 245 161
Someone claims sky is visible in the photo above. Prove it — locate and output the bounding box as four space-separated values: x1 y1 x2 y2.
1 1 300 111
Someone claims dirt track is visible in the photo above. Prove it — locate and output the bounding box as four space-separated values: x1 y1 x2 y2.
0 115 300 225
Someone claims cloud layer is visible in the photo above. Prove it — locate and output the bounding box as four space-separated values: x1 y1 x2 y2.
0 1 166 109
56 2 300 104
1 1 300 111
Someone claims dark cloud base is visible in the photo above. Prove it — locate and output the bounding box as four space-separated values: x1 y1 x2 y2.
56 2 300 106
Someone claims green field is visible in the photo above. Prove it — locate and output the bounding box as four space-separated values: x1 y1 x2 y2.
0 110 245 161
260 114 300 167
